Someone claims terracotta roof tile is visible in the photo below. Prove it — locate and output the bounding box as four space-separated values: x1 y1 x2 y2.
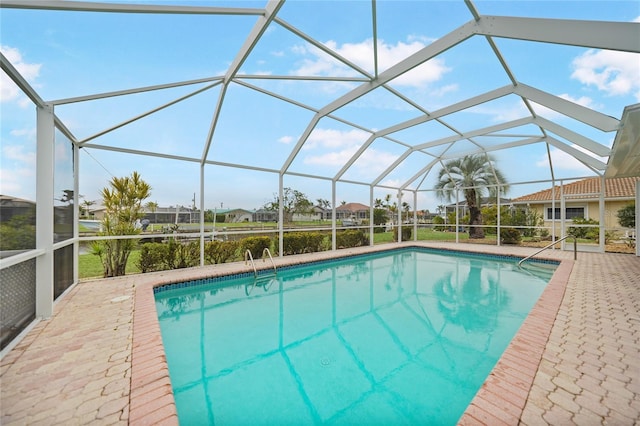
336 202 370 212
512 177 640 202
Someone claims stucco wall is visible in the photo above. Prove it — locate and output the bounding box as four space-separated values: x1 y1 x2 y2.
526 199 635 236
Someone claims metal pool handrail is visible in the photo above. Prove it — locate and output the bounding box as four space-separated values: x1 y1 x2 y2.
244 248 277 278
518 235 577 267
262 248 277 276
244 249 257 277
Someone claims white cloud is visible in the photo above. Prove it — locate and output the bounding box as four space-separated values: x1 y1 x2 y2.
0 45 42 104
0 145 37 199
3 144 36 166
301 127 398 177
278 135 294 144
10 127 37 139
303 127 369 150
571 48 640 101
355 148 399 176
304 146 359 166
291 37 451 89
430 84 458 98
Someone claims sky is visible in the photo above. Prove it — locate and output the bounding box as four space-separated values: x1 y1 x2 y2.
1 0 639 213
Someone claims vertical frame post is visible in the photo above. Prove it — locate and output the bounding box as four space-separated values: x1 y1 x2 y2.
36 104 55 318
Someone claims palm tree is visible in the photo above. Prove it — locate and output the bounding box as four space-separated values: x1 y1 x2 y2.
434 154 508 239
145 201 158 224
402 201 410 222
93 171 151 277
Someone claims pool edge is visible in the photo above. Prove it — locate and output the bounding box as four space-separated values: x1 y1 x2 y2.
129 243 572 426
458 258 574 425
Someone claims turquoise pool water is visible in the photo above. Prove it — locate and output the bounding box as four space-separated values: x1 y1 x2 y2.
155 248 557 425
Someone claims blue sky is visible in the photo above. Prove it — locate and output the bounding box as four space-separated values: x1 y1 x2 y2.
1 1 639 213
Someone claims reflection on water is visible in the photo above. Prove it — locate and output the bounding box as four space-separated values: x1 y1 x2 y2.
155 249 552 425
434 259 510 333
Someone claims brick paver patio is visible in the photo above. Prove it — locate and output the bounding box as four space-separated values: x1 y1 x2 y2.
1 242 638 425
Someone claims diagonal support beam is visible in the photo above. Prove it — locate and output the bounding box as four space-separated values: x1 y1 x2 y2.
380 85 515 139
473 15 640 53
317 20 478 117
515 84 620 132
0 0 264 15
546 136 607 170
1 51 45 107
414 116 534 151
202 0 283 163
534 116 611 157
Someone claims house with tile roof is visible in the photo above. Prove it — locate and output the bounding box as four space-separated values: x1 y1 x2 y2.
336 202 370 221
511 177 639 232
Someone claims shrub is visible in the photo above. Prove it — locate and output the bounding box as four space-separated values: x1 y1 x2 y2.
165 239 200 269
433 215 446 231
277 232 327 255
204 240 240 264
240 236 272 259
568 217 599 240
617 203 635 228
138 242 168 273
501 228 521 244
138 239 200 272
393 226 412 242
336 230 369 248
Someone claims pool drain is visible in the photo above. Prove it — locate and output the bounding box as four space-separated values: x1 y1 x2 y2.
320 357 331 366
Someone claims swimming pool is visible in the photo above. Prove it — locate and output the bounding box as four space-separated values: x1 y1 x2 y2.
155 247 557 425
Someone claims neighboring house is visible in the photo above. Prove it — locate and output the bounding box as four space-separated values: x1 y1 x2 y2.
336 202 370 221
142 206 200 224
92 205 201 224
511 176 639 232
253 208 277 222
225 208 253 223
0 195 35 222
292 205 329 222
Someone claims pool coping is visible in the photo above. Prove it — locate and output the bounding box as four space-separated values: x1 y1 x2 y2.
129 242 572 425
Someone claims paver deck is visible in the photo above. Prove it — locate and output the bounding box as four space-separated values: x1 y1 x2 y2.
1 242 638 425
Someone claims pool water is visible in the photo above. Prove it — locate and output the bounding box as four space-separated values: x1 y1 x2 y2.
155 248 556 425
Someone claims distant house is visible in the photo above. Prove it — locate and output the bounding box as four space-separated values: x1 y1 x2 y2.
141 206 200 224
225 208 253 223
253 208 277 222
511 176 639 231
336 202 370 222
0 195 35 222
292 205 329 222
90 205 200 224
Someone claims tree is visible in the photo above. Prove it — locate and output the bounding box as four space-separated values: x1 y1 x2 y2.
80 197 95 219
402 201 411 222
92 172 151 277
617 203 635 228
145 201 158 223
316 198 331 210
264 187 313 223
373 208 389 232
0 207 36 251
434 154 508 239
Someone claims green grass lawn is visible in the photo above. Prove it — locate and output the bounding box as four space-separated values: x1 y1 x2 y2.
77 228 485 279
79 250 141 279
